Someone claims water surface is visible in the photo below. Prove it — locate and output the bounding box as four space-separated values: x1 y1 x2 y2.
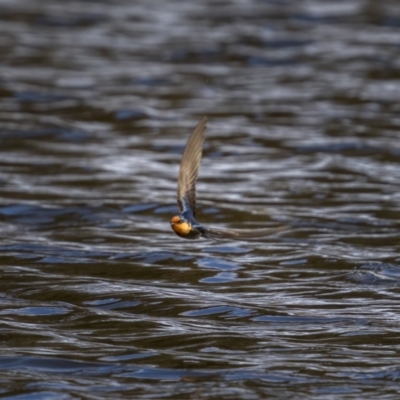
1 0 400 398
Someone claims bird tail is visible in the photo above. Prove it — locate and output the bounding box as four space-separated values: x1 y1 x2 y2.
202 225 289 240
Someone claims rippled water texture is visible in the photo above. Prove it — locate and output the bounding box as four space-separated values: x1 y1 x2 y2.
1 0 400 398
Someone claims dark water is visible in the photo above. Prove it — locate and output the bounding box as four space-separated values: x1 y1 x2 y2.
1 0 400 398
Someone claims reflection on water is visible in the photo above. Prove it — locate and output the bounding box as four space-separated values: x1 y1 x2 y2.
1 0 400 398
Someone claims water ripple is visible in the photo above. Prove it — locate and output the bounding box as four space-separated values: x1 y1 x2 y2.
1 0 400 398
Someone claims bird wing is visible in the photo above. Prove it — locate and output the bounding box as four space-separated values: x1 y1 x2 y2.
202 225 289 240
177 117 208 215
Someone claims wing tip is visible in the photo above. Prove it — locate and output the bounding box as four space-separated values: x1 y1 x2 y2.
196 116 208 130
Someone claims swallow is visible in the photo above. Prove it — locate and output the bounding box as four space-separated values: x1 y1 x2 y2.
170 117 287 240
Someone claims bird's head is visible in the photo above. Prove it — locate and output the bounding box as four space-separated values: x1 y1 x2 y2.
170 215 192 237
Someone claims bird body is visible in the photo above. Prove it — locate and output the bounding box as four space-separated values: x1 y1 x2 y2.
170 215 203 239
170 117 286 240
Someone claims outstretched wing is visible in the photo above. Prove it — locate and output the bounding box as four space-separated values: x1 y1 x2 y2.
177 117 208 215
202 225 289 240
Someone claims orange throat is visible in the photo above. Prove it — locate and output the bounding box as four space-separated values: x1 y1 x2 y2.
170 216 192 237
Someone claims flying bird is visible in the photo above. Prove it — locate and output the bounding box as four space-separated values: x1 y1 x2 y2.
170 117 287 240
